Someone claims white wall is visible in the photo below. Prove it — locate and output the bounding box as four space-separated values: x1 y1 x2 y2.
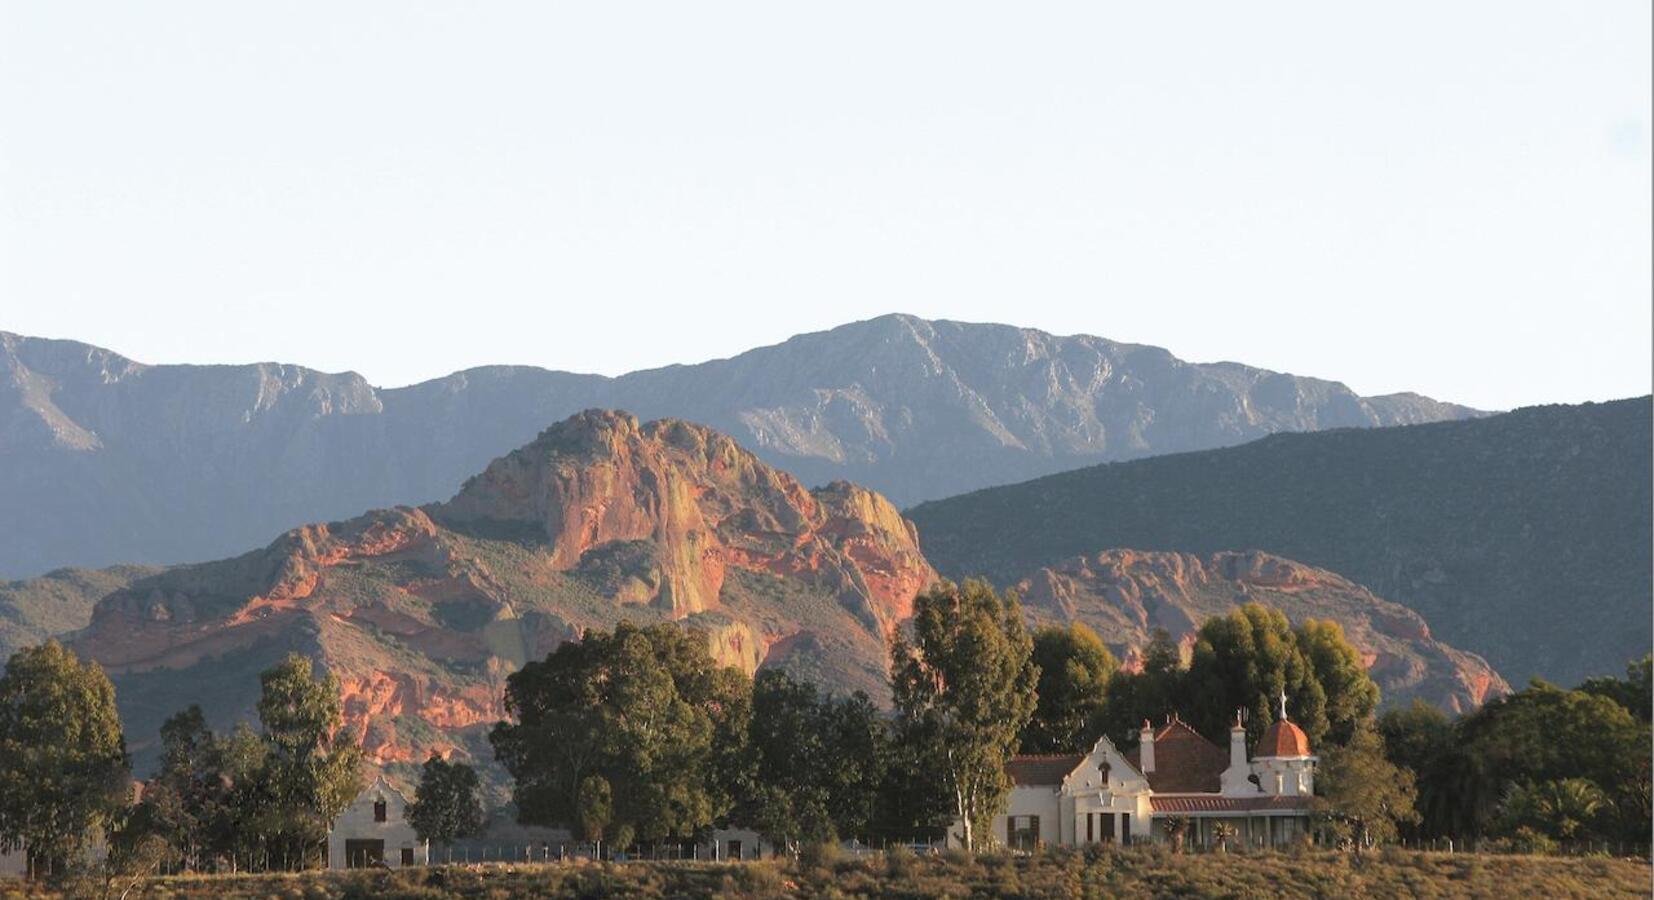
327 778 428 869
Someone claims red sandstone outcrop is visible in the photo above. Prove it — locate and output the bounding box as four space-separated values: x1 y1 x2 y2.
69 410 935 769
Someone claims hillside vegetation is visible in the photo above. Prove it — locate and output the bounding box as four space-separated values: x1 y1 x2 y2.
10 849 1648 899
911 399 1652 688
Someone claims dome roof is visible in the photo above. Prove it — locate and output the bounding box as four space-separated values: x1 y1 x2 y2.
1255 717 1312 758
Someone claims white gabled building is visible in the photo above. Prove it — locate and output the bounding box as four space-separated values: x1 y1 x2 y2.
961 701 1318 851
328 775 428 869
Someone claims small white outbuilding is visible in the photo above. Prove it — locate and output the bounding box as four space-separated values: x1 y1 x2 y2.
328 774 428 869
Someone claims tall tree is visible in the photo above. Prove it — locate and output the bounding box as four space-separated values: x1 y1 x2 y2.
0 641 130 879
1377 699 1456 839
740 670 889 851
491 621 749 847
1020 623 1117 753
254 654 363 869
1314 725 1419 851
743 669 832 852
817 690 890 839
1579 655 1652 723
1094 628 1184 748
1184 604 1329 747
1451 678 1649 842
889 580 1036 850
407 754 484 848
1295 619 1380 745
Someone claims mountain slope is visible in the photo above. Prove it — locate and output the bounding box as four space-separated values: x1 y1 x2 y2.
0 317 1479 578
910 398 1653 688
65 410 932 773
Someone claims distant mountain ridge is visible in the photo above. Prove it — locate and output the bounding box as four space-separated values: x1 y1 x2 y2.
910 398 1653 689
0 316 1479 578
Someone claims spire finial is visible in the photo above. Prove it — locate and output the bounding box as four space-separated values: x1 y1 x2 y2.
1278 688 1289 721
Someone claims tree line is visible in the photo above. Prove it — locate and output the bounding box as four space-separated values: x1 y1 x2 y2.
1 580 1648 883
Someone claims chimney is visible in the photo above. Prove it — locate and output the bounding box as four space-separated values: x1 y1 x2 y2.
1138 719 1155 773
1229 710 1248 773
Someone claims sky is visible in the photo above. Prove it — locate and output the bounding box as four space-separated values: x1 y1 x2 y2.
1 2 1648 411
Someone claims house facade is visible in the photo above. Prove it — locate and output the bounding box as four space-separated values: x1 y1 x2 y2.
970 708 1317 851
328 775 428 869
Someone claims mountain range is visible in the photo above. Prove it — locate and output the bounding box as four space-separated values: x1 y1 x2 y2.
910 397 1653 689
0 316 1480 578
0 410 1501 781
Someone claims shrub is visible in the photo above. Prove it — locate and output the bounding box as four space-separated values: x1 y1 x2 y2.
884 844 917 879
799 841 840 871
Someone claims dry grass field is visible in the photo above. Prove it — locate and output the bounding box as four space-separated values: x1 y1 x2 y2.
3 845 1649 900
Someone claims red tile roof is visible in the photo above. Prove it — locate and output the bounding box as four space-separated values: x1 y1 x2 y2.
1149 795 1312 813
1006 753 1085 786
1255 718 1312 758
1124 719 1229 793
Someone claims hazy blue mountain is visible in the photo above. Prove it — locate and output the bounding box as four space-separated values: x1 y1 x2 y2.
0 315 1478 577
909 398 1653 688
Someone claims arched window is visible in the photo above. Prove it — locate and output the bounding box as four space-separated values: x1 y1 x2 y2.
374 798 388 822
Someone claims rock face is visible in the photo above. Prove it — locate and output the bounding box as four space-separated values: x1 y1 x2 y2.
911 397 1654 690
1016 550 1508 714
0 317 1480 578
63 411 933 773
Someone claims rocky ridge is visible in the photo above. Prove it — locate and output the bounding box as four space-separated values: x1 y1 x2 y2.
0 317 1481 578
65 411 932 771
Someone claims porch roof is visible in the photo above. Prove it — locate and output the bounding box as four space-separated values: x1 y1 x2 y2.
1148 794 1313 815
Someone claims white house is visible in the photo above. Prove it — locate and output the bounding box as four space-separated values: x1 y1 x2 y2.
328 775 429 869
962 702 1317 850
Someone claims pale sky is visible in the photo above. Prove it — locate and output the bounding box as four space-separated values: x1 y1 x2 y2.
1 2 1648 411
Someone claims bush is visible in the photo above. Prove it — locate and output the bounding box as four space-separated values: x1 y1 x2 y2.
1502 827 1559 856
883 844 917 879
798 841 840 871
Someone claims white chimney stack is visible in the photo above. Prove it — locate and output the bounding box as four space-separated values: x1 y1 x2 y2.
1228 710 1248 772
1138 720 1155 773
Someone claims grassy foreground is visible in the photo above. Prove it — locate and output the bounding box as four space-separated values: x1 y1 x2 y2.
5 847 1649 900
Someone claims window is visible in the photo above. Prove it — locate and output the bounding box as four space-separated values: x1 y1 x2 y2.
1008 815 1041 850
374 798 388 822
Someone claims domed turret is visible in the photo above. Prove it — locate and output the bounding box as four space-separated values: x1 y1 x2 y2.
1254 688 1313 758
1255 716 1312 759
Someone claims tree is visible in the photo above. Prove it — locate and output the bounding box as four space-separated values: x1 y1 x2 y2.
576 775 612 857
816 690 890 839
1184 605 1329 748
889 580 1037 850
407 754 484 848
1497 778 1607 841
491 621 749 848
1315 725 1419 851
1295 619 1380 745
1094 628 1184 748
1020 624 1117 753
743 669 831 853
1579 656 1652 723
1451 679 1648 842
1377 699 1456 838
0 641 130 879
253 654 363 869
739 670 888 852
